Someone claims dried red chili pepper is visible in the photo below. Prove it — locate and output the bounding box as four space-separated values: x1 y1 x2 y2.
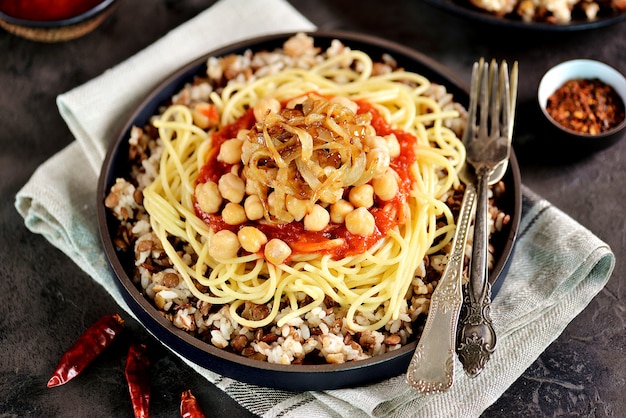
180 389 207 418
125 343 150 418
47 313 124 388
546 78 625 135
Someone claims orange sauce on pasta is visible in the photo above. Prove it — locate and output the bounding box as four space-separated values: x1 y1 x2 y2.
195 100 417 260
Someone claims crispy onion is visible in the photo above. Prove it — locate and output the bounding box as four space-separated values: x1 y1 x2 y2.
241 92 392 224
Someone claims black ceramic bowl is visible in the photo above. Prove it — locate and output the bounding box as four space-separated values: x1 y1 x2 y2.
0 0 117 42
97 31 522 391
538 59 626 154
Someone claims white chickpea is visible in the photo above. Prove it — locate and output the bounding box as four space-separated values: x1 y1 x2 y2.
384 133 401 158
363 134 387 151
330 199 354 224
245 177 261 196
318 187 343 205
366 148 390 177
264 238 292 265
244 195 264 220
209 230 240 259
330 96 358 114
345 207 376 236
236 129 250 141
285 195 308 221
192 102 218 130
266 191 285 217
372 170 399 201
240 139 257 165
222 202 247 225
218 172 245 203
195 181 222 214
348 184 374 208
217 138 243 164
253 97 281 122
304 204 330 232
237 226 268 253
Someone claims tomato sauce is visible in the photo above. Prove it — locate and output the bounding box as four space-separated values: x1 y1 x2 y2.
194 99 418 260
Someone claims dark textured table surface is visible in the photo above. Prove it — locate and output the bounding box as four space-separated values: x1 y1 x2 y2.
2 1 625 417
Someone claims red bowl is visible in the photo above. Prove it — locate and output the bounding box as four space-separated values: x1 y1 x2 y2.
0 0 117 42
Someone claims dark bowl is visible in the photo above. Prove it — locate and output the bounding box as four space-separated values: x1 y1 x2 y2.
97 30 522 391
423 0 626 32
0 0 117 42
537 59 626 155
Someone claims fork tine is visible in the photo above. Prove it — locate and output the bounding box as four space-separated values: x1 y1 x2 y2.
488 59 501 142
478 60 490 142
508 61 519 140
497 60 508 141
463 58 484 145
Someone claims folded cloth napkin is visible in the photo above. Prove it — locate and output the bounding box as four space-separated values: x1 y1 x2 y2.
15 0 615 416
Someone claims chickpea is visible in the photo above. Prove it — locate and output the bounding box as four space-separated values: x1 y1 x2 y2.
384 133 401 158
349 184 374 208
286 195 308 221
218 173 245 203
236 129 250 141
267 191 286 218
253 97 281 122
238 226 268 253
303 204 330 232
363 135 387 151
372 170 399 201
330 96 358 114
222 202 247 225
209 230 240 259
244 195 264 220
366 148 390 177
264 238 292 265
244 171 274 196
218 138 243 164
330 199 354 224
192 102 218 130
345 207 376 236
195 181 222 214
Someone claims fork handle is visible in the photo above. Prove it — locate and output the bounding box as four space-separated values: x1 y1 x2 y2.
469 168 491 304
406 183 476 393
456 167 497 377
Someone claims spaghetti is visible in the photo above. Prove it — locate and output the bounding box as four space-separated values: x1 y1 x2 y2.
141 35 465 333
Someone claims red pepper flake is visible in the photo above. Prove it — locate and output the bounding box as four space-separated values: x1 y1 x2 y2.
47 313 124 388
546 78 625 135
125 343 150 418
180 390 207 418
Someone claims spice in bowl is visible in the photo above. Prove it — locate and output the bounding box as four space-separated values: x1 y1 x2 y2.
538 59 626 153
546 78 625 135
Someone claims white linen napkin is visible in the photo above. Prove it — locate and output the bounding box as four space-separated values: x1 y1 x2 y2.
14 0 615 417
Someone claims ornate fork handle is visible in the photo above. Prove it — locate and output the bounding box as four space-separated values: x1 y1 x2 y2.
456 59 517 378
456 165 497 377
406 182 476 393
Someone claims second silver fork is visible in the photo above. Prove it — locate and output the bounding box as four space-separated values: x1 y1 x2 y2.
456 59 518 378
406 58 518 393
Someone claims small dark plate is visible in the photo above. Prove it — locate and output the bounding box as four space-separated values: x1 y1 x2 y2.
97 30 522 391
423 0 626 31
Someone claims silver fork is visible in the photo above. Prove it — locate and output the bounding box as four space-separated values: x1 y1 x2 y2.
406 58 516 393
456 58 518 377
